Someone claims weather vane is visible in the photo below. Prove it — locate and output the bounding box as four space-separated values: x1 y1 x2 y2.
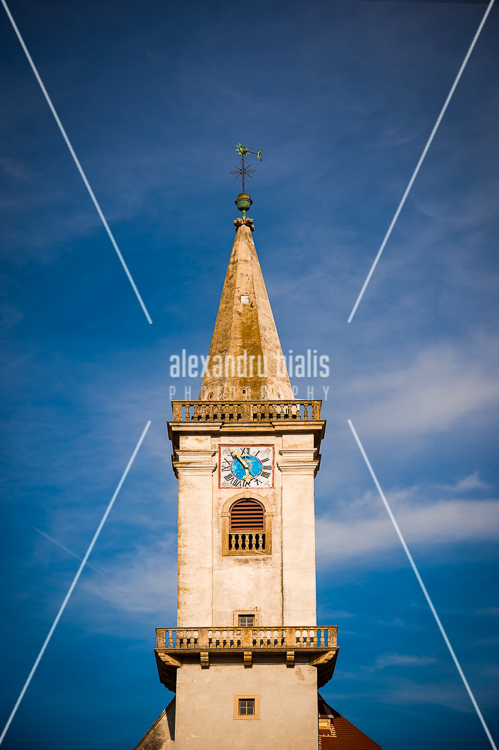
232 143 262 218
232 143 262 194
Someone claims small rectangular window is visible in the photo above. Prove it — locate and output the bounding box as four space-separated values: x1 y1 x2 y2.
239 699 255 716
234 695 259 720
238 615 255 627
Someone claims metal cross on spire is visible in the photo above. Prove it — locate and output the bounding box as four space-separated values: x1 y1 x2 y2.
231 143 262 193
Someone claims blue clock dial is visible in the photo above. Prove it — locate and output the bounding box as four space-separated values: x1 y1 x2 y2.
231 454 262 479
220 446 274 488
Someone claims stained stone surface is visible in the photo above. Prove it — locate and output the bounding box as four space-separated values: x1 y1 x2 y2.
199 222 294 401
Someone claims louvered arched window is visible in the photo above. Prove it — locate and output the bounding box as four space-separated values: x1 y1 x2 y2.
230 499 265 531
223 497 271 556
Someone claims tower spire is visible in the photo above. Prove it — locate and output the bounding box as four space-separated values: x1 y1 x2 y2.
200 163 293 401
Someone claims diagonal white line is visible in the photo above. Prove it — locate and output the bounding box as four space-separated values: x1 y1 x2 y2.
347 419 497 750
0 420 152 746
1 0 153 325
347 0 496 323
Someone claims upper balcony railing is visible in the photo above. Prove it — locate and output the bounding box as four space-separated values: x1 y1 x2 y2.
156 626 337 650
171 400 321 423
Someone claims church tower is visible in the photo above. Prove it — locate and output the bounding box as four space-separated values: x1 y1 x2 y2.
134 180 382 749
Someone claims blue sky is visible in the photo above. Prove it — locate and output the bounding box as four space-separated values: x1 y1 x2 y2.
0 0 498 747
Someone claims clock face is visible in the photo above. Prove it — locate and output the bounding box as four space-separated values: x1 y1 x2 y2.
219 445 274 489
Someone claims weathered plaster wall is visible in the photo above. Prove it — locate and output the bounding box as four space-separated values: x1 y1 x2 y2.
174 658 318 750
175 428 319 627
176 435 216 626
280 433 318 625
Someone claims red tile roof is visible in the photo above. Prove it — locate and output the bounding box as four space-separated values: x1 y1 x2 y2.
318 694 383 750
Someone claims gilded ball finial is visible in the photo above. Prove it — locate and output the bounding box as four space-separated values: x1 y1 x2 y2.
235 192 253 218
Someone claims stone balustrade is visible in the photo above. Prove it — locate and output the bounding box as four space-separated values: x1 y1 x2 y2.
155 626 337 650
171 400 321 422
228 531 266 552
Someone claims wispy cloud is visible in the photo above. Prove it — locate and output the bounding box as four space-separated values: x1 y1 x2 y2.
446 472 489 493
376 678 478 711
349 337 499 436
369 653 440 671
82 540 177 617
316 475 499 565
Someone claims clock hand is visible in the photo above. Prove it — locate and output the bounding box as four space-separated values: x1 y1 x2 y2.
231 450 257 484
232 450 249 470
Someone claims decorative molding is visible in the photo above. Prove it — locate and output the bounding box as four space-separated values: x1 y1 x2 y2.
173 462 217 477
310 650 336 667
278 449 317 461
172 448 217 477
233 217 255 232
243 651 253 667
157 653 182 668
286 650 295 667
277 448 320 475
200 651 209 669
277 463 319 475
175 450 217 463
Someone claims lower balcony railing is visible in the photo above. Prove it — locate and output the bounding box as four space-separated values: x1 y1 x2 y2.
156 626 337 650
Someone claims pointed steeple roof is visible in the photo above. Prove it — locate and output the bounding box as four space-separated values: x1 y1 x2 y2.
200 217 293 401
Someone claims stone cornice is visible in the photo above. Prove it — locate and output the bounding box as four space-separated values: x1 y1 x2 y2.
174 450 217 463
167 419 326 453
277 448 321 476
172 449 217 477
278 449 317 462
277 463 320 475
173 463 217 477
